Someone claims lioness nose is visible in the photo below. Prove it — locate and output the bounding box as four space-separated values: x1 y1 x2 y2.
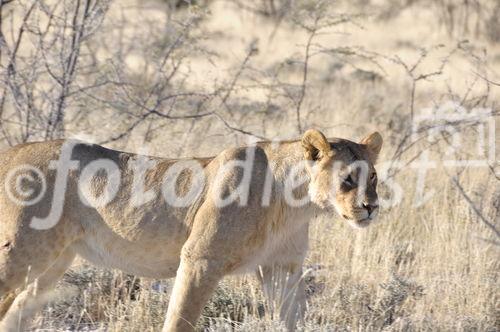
363 203 378 215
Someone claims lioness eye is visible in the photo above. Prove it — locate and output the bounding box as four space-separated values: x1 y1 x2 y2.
371 173 376 180
344 175 355 186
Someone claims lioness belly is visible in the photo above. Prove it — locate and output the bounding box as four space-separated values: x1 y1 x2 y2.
74 234 181 279
73 215 186 279
75 243 179 279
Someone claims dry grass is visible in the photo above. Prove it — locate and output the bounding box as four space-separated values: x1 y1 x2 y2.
1 0 498 331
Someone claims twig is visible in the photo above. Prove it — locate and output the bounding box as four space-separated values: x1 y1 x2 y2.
295 25 316 135
46 0 93 139
212 112 267 140
450 175 500 239
472 71 500 87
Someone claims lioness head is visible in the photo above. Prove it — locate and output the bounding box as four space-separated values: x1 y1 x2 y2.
302 129 383 228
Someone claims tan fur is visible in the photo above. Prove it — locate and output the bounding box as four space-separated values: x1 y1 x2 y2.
0 129 382 331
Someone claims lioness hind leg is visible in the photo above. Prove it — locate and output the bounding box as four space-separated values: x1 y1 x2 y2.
257 264 307 331
0 292 17 321
0 249 75 332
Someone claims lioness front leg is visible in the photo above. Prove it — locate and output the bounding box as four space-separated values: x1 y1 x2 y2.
162 145 275 331
162 256 223 332
257 263 307 331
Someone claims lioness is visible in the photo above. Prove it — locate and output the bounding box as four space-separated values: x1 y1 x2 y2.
0 129 382 331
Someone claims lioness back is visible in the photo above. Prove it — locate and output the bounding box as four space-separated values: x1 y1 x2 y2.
0 140 216 278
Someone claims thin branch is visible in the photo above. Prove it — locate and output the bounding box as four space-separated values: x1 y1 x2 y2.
450 175 500 239
47 0 93 139
212 112 267 140
99 112 151 145
295 26 315 135
472 71 500 87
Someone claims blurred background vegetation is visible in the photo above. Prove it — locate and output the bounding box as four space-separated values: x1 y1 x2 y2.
1 0 498 330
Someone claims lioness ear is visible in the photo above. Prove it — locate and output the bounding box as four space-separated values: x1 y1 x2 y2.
360 132 383 163
302 129 332 161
